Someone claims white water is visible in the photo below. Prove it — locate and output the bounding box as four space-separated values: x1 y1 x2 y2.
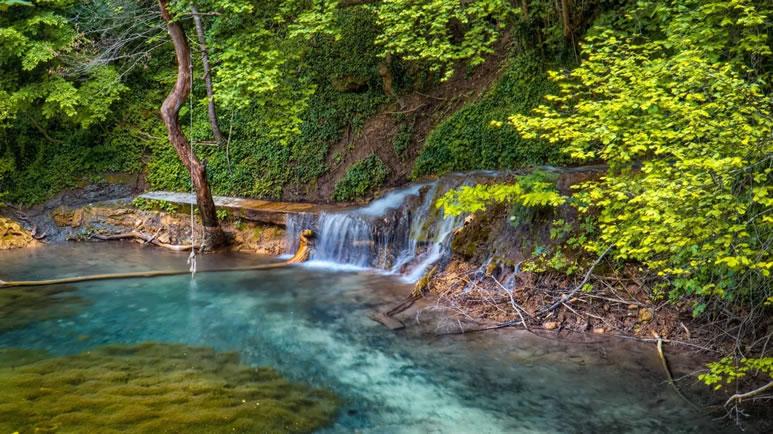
286 178 470 282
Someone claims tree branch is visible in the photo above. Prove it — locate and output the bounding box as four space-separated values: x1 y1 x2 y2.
538 244 612 314
725 381 773 407
190 3 225 145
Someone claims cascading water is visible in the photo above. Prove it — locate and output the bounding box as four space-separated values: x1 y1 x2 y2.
285 175 484 282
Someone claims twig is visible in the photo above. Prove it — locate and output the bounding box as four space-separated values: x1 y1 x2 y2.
539 244 613 314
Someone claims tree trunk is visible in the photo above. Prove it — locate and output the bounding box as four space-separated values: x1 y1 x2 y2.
190 3 225 145
157 0 226 249
560 0 573 41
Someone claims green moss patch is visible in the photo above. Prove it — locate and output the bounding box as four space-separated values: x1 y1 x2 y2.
0 285 88 333
0 343 339 433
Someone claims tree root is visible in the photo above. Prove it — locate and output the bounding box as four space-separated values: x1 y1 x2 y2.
655 334 699 409
91 231 197 251
0 230 315 289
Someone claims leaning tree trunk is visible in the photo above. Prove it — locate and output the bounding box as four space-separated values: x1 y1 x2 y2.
158 0 226 249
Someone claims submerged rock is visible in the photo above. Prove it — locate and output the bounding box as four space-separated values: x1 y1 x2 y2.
0 343 339 433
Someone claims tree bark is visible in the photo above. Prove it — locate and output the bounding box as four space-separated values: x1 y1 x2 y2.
157 0 225 249
190 3 225 145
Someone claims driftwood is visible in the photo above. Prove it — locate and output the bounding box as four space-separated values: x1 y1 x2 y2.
0 230 314 289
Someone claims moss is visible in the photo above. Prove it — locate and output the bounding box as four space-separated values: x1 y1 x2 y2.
0 285 88 332
0 343 339 433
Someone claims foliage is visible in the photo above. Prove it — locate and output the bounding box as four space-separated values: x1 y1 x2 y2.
0 0 137 204
437 170 564 217
412 53 564 177
373 0 517 81
333 154 389 201
509 0 773 307
131 197 179 213
699 357 773 391
143 6 387 199
392 120 413 158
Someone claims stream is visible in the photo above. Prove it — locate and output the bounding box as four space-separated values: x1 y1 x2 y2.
0 243 724 433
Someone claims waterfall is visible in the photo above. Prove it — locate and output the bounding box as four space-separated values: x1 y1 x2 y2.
285 176 477 282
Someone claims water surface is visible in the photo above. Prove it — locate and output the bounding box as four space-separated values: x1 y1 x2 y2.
1 243 724 433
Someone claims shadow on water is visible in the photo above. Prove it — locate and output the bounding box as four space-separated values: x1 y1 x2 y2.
0 243 732 433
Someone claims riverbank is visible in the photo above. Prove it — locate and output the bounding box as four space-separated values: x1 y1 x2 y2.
2 181 770 431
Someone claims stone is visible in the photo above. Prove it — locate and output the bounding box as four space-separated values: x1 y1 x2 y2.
543 321 559 330
638 308 654 322
592 327 606 334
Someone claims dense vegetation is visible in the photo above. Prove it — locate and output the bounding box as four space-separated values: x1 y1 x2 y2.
412 52 563 177
1 0 771 422
437 0 772 413
0 0 593 204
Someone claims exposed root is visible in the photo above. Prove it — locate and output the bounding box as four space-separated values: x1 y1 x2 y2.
655 334 699 409
92 231 198 251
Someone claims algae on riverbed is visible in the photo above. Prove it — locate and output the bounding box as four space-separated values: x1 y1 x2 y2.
0 342 339 433
0 285 88 332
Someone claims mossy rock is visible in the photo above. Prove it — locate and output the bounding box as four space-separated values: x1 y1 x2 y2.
0 285 88 332
0 343 340 433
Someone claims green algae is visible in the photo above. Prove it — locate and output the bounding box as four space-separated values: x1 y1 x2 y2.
0 285 89 332
0 342 339 433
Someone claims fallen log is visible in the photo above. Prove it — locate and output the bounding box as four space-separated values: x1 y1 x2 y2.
0 230 315 289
